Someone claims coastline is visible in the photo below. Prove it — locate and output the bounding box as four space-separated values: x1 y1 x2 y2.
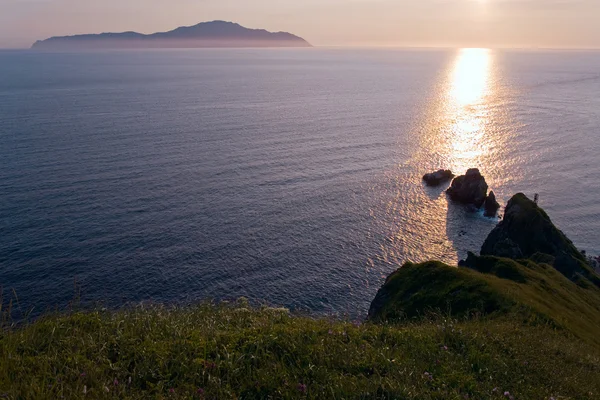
2 193 600 398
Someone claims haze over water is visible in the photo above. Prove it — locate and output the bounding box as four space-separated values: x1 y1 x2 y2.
1 48 599 316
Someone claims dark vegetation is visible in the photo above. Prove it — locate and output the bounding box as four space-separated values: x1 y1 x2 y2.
481 193 599 288
1 194 599 399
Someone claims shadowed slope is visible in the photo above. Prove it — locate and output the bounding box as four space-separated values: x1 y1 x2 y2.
482 193 600 288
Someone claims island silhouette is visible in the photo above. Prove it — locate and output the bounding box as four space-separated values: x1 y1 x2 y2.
31 21 312 50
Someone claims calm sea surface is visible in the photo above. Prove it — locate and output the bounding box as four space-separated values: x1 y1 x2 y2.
1 48 599 316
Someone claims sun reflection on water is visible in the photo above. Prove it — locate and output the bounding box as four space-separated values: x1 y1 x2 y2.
450 48 491 106
376 48 501 268
446 48 493 173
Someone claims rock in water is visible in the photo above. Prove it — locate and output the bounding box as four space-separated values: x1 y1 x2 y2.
423 170 454 186
446 168 489 208
368 193 600 324
422 169 454 186
481 193 600 288
484 191 500 217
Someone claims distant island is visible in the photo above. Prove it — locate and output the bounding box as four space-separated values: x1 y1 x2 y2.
31 21 312 50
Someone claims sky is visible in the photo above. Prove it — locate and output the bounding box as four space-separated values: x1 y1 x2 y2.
1 0 600 49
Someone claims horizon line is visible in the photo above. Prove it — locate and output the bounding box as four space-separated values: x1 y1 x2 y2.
2 44 600 51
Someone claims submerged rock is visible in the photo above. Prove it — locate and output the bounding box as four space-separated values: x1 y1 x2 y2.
484 191 500 217
446 168 489 208
423 169 454 186
481 193 600 288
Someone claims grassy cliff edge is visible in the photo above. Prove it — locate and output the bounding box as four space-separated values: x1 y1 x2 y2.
1 302 599 399
1 193 599 399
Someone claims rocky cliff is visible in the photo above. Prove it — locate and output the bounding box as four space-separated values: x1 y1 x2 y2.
369 193 600 347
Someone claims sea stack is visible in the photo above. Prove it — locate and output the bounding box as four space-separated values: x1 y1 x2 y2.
484 191 500 217
423 169 454 186
446 168 489 208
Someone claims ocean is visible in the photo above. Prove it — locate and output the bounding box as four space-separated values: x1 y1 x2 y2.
1 48 599 316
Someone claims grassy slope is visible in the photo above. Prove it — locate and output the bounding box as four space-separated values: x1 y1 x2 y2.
369 256 600 348
2 194 599 399
1 303 600 399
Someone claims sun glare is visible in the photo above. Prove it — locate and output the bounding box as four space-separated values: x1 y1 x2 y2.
446 48 493 173
450 48 491 107
387 47 497 265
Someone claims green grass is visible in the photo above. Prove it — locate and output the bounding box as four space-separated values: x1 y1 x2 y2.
1 302 600 399
368 261 516 322
5 193 598 398
369 256 600 348
3 254 599 399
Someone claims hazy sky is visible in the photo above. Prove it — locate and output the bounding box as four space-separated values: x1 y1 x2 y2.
1 0 599 49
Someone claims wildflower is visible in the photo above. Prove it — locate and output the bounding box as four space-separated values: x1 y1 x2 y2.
328 329 333 335
492 387 498 392
504 392 510 397
113 378 119 386
80 372 86 377
169 388 175 393
204 361 217 369
197 388 205 395
297 383 307 394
